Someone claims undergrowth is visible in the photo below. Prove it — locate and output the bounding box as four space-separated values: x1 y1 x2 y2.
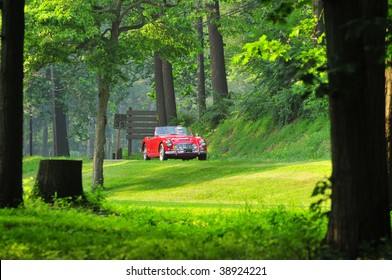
192 114 330 162
0 197 328 260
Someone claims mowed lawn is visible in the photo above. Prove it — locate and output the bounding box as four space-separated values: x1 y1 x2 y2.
2 157 334 260
23 157 332 209
85 159 332 209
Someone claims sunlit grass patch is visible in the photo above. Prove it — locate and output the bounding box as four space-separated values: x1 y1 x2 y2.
10 156 335 259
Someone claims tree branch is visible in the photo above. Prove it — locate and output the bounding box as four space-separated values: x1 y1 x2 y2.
119 22 146 32
120 0 145 21
101 28 111 39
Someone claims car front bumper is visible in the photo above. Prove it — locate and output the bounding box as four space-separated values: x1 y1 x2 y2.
165 150 207 156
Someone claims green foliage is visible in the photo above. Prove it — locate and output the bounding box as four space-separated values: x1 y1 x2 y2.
310 177 332 218
233 35 291 64
386 0 392 61
24 0 98 73
0 201 328 259
202 114 330 162
228 2 328 125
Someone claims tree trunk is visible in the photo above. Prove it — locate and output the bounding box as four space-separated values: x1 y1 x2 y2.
196 4 207 117
324 0 390 258
386 66 392 209
313 0 324 39
154 52 167 126
162 59 177 124
92 1 122 189
36 159 83 203
0 0 25 208
29 115 34 156
92 74 110 189
87 124 94 158
42 119 49 156
206 0 229 104
50 65 70 157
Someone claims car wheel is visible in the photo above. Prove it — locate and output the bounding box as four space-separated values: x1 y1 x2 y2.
159 144 168 161
143 145 150 160
198 154 207 160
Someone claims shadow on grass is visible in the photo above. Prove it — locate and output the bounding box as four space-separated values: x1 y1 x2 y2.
102 160 289 194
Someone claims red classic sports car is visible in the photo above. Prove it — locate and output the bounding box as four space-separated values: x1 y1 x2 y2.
141 126 207 161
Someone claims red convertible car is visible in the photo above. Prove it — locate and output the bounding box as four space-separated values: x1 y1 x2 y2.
141 126 207 161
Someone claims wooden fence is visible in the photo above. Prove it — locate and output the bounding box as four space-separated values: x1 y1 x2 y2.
126 107 158 156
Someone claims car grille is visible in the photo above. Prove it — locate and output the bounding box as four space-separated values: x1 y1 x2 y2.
176 143 193 150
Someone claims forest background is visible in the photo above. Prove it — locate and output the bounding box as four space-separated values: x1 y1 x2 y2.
22 0 328 161
2 0 392 260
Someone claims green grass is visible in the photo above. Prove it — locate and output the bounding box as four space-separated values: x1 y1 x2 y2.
23 157 332 209
89 159 331 210
3 116 390 259
0 156 335 260
204 115 331 161
0 198 327 259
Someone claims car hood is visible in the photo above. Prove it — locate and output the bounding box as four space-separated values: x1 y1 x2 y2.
164 135 195 142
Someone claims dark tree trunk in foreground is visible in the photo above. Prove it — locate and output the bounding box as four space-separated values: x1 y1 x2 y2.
0 0 25 208
162 59 177 124
206 0 228 104
324 0 391 258
386 66 392 209
154 52 167 126
36 160 83 203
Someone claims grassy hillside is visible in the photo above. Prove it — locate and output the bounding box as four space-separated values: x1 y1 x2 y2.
196 115 330 161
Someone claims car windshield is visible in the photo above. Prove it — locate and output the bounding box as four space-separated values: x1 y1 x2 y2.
155 126 193 136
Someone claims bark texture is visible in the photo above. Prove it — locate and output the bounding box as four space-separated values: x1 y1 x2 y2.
92 74 110 188
313 0 325 38
206 0 228 104
50 66 70 157
0 0 25 208
36 160 83 203
162 59 177 124
386 66 392 209
324 0 390 257
154 52 167 126
196 8 206 117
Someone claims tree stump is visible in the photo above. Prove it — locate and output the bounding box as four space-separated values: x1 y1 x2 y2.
35 160 83 202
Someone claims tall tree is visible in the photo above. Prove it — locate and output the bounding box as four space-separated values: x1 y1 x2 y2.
50 65 70 157
91 0 175 188
385 0 392 210
386 65 392 209
206 0 229 105
162 59 177 124
154 52 167 126
196 0 206 117
0 0 25 208
324 0 391 257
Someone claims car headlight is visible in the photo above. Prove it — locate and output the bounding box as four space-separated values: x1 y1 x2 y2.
166 139 173 147
200 139 206 146
192 144 198 150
